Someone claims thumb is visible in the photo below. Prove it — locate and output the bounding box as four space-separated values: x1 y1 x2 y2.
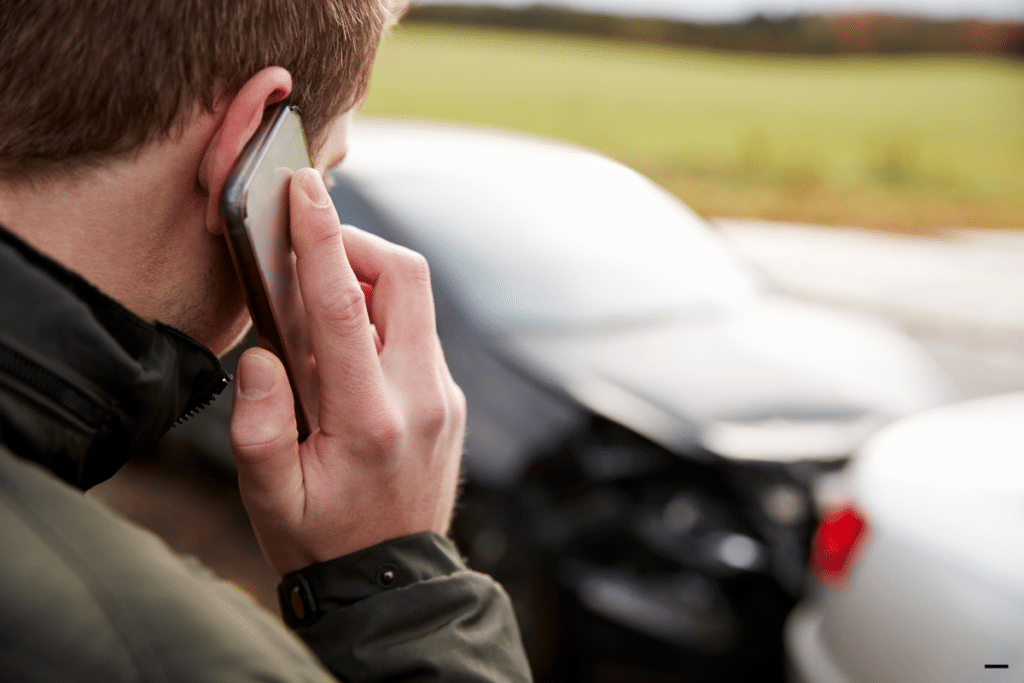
230 348 304 517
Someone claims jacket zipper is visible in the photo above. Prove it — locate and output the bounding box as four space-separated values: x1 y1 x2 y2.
173 375 231 427
0 338 107 428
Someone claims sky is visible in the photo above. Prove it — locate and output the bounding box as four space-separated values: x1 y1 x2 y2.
413 0 1024 22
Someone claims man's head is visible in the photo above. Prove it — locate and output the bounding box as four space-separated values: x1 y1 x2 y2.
0 0 399 355
0 0 397 183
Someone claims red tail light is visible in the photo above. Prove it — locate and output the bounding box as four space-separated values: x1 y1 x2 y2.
811 506 867 585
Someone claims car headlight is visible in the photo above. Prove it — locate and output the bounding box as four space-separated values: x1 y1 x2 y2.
632 489 768 576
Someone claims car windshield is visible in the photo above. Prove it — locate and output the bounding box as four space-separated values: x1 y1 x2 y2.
344 143 758 332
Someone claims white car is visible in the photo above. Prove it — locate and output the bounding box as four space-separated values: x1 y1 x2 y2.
786 391 1024 683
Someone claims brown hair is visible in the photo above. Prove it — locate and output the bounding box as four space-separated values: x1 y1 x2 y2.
0 0 399 180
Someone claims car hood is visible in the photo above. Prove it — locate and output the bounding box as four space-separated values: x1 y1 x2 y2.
497 296 955 463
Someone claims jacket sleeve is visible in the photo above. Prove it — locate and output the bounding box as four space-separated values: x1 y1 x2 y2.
277 532 533 683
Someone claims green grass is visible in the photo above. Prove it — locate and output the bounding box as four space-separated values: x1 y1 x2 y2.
362 23 1024 231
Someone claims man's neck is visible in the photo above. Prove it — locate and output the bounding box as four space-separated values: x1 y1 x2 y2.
0 114 251 356
0 134 203 319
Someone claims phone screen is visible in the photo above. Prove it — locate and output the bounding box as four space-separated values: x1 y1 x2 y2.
222 103 319 439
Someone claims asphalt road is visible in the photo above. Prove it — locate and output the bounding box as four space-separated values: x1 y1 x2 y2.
715 219 1024 400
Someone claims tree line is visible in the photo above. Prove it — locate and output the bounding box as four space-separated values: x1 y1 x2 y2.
403 3 1024 57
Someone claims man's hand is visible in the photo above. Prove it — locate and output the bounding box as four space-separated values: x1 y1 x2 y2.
229 168 466 576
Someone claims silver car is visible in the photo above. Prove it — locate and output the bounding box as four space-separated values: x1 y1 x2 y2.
787 391 1024 683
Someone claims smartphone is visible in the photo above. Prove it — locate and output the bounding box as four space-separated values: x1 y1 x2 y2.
222 102 318 440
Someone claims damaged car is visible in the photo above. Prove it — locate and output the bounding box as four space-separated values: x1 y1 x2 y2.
321 119 954 682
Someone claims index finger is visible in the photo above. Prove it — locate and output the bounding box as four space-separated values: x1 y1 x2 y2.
289 168 387 433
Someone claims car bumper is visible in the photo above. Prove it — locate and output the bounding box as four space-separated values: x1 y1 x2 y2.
785 600 858 683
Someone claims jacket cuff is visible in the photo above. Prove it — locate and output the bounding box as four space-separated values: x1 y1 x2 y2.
277 531 465 628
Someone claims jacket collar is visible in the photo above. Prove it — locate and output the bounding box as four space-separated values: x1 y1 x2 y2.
0 223 229 490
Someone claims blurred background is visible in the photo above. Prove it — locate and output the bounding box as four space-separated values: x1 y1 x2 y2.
377 0 1023 232
89 2 1022 681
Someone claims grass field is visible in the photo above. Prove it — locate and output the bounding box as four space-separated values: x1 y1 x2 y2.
362 22 1024 232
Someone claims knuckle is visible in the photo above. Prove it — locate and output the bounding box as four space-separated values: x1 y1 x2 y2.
394 248 431 285
321 283 367 333
229 421 293 464
450 383 467 424
416 378 464 441
297 208 342 251
363 410 404 454
417 393 449 440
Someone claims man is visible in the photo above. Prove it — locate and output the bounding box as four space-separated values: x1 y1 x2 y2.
0 0 531 681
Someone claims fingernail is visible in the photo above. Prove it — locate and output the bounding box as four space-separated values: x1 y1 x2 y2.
237 351 276 399
299 168 330 207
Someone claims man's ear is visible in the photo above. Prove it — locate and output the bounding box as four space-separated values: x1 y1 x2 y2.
200 66 293 234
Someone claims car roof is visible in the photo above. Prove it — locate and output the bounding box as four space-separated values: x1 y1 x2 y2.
854 391 1024 588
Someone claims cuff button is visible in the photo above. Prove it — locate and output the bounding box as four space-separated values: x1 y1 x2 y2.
289 585 306 620
278 575 316 628
375 565 399 588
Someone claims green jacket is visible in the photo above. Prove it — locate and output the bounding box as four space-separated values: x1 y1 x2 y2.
0 224 532 682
